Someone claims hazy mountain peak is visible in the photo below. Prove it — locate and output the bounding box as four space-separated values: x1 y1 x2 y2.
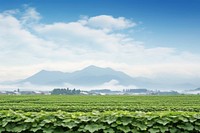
19 65 137 86
83 65 110 71
85 65 99 69
37 70 66 75
38 70 49 73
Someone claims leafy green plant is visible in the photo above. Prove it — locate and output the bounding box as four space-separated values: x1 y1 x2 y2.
0 110 199 133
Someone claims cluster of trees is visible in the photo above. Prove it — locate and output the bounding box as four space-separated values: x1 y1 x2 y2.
51 88 80 95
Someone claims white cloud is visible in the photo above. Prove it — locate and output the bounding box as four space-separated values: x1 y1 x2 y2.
81 15 136 31
0 11 71 66
2 9 19 16
0 6 200 89
82 79 138 91
20 6 41 26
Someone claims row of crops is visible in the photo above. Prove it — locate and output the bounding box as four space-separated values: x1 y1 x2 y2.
0 95 200 132
0 95 200 112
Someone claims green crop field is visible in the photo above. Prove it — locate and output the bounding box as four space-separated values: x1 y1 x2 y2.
0 95 200 132
0 95 200 112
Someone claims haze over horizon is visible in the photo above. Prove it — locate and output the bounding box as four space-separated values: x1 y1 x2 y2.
0 0 200 90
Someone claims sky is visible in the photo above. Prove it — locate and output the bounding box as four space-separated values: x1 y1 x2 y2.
0 0 200 89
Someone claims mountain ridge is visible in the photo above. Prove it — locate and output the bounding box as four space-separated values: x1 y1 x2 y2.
20 65 139 86
8 65 199 90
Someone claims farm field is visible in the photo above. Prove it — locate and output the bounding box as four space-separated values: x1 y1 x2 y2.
0 95 200 112
0 95 200 132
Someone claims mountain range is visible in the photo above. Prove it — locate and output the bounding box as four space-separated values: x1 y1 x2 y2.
20 65 146 86
2 65 199 90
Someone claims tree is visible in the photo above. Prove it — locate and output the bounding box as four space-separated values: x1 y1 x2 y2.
51 88 81 95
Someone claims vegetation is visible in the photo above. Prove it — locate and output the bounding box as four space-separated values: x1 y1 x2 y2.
0 95 200 132
0 95 200 112
0 110 200 133
123 89 148 93
51 88 80 95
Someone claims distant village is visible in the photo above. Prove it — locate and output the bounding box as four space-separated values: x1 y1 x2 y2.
0 88 190 95
0 88 51 95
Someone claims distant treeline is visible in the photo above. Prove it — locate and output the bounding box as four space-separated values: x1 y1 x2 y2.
51 88 80 95
123 89 148 93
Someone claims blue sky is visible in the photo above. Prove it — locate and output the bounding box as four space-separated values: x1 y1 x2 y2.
1 0 200 52
0 0 200 89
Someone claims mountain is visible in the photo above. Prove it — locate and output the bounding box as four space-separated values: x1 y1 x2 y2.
195 88 200 91
20 65 140 86
21 70 68 85
5 65 200 90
